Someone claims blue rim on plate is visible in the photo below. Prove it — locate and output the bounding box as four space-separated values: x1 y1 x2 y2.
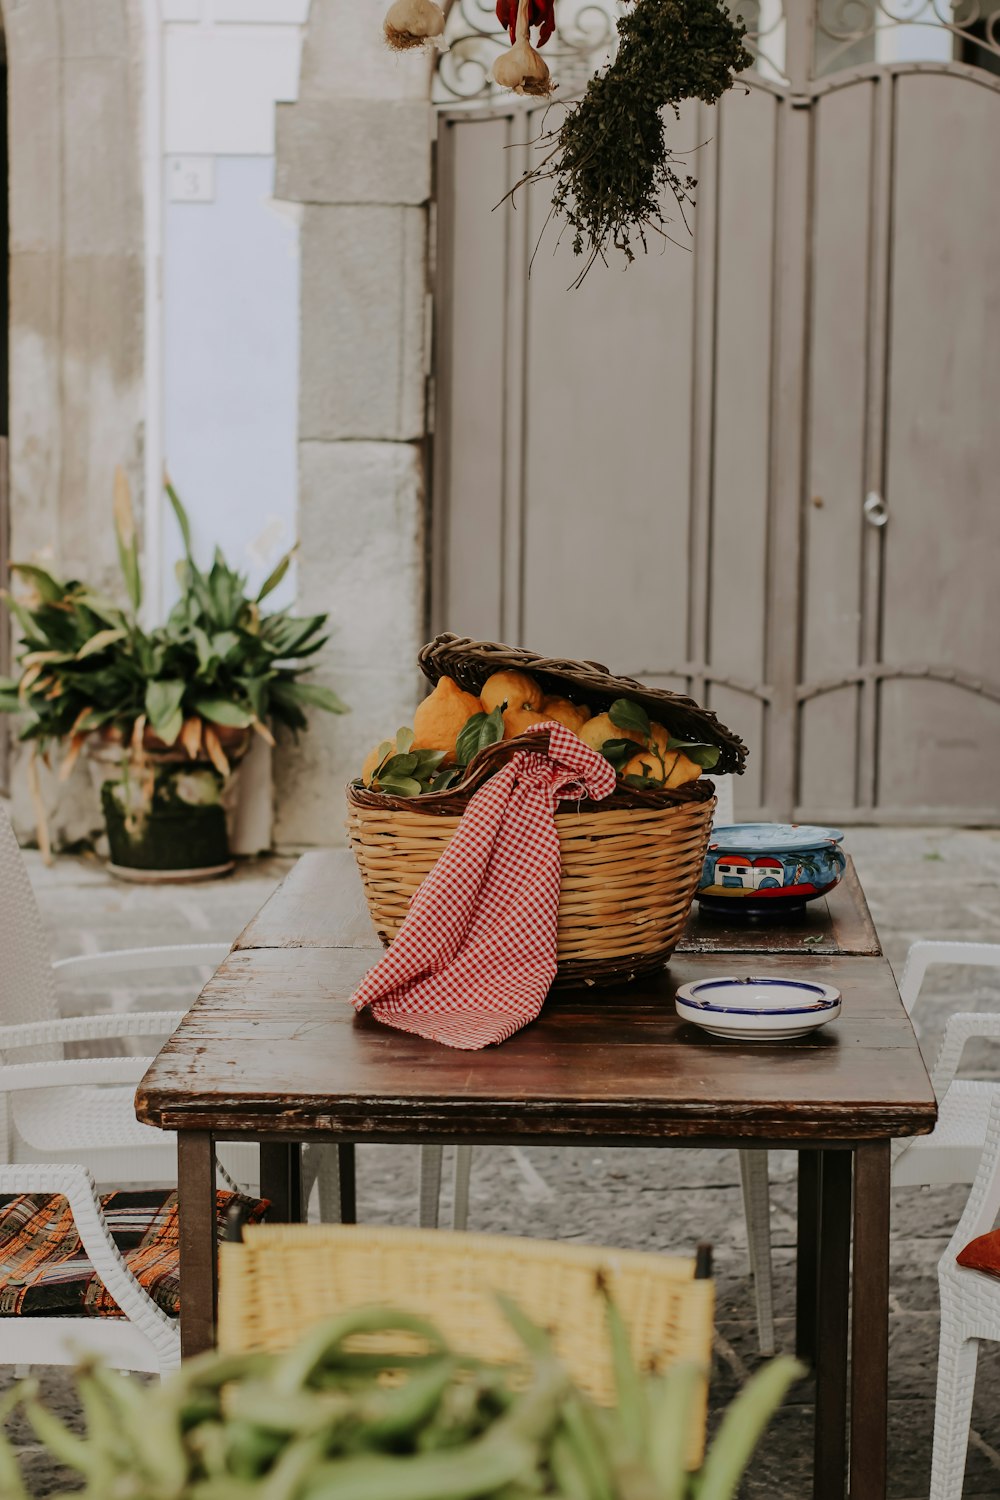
675 976 841 1018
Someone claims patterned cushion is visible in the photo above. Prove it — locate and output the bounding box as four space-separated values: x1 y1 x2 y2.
956 1227 1000 1280
0 1189 268 1319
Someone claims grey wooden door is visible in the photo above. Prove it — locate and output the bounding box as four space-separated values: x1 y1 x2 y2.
431 15 1000 824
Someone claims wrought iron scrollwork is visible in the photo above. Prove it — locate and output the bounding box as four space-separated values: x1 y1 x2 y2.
814 0 1000 78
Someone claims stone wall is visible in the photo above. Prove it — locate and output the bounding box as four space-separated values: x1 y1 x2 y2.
272 0 434 848
5 0 146 844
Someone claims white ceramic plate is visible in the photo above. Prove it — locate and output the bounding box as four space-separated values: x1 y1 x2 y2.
674 975 842 1041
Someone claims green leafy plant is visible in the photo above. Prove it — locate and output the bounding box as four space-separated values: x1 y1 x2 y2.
0 1290 801 1499
509 0 752 285
0 473 347 784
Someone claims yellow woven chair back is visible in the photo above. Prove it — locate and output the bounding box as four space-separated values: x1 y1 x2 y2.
218 1225 714 1463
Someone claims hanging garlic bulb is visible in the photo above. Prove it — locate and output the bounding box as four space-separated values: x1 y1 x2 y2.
383 0 445 51
492 0 552 95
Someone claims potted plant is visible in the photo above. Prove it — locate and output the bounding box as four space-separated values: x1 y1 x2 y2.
0 473 347 878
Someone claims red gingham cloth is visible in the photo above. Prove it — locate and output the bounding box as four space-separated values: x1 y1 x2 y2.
352 722 617 1049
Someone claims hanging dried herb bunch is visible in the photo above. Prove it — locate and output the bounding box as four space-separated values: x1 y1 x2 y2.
513 0 751 284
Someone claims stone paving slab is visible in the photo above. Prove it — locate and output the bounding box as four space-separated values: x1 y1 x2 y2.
4 827 1000 1496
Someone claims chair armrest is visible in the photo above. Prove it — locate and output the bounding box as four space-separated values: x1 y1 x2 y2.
930 1011 1000 1099
899 940 1000 1019
0 1162 178 1349
52 943 230 977
945 1094 1000 1259
0 1012 186 1051
0 1057 152 1092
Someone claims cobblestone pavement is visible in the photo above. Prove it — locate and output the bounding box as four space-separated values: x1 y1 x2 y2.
5 828 1000 1497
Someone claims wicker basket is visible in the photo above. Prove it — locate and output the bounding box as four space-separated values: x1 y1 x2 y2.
347 636 746 984
218 1224 714 1465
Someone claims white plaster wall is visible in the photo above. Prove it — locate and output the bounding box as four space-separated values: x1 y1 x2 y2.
159 0 309 609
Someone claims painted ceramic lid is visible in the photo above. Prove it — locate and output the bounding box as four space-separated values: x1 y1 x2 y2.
708 822 845 853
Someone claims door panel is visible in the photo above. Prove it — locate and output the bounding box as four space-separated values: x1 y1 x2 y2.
798 81 874 813
519 102 699 671
876 72 1000 813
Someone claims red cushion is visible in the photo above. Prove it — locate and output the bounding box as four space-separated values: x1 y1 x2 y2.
956 1228 1000 1279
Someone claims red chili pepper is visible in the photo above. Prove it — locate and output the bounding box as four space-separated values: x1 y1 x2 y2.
496 0 556 46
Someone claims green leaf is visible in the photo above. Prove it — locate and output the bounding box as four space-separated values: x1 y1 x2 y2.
256 548 296 603
378 775 422 798
278 681 348 715
381 753 418 778
455 706 504 766
609 698 650 738
193 698 254 729
164 478 194 560
76 628 127 660
1 592 47 647
600 737 636 770
8 563 65 603
623 772 655 790
666 737 721 770
429 766 461 792
145 679 186 742
395 726 415 754
411 748 445 771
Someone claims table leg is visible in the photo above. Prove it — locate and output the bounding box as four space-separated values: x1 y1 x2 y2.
178 1131 217 1358
797 1150 820 1363
260 1143 303 1223
338 1144 357 1224
849 1141 891 1500
814 1149 852 1500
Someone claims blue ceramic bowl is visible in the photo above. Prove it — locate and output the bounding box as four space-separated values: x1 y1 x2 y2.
697 823 846 915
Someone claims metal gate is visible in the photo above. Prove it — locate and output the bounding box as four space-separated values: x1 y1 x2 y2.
430 2 1000 823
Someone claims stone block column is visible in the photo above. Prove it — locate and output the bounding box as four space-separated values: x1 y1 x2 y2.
273 1 434 847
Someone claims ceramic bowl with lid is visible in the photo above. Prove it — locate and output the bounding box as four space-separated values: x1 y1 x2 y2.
696 823 846 915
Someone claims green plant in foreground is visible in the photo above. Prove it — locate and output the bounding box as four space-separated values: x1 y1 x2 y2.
0 1290 802 1498
0 472 347 783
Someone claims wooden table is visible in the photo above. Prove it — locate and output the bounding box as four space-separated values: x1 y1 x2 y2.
136 852 935 1500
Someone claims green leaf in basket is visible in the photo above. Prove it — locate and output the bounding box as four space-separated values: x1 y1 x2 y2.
395 726 415 754
381 753 418 778
429 766 462 792
600 737 637 770
609 698 650 739
623 771 656 790
666 737 721 770
412 748 446 771
378 775 422 797
455 706 504 766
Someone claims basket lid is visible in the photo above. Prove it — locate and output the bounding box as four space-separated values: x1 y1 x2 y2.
418 635 748 776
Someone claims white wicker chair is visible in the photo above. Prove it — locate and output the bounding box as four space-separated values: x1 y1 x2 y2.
930 1091 1000 1500
0 799 258 1187
0 1163 181 1376
740 940 1000 1365
418 775 778 1357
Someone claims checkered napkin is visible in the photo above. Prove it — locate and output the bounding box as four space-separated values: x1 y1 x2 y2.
352 721 617 1049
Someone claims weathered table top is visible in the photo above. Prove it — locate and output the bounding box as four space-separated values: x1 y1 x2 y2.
136 852 934 1145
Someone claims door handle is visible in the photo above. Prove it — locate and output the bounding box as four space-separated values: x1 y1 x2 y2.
863 491 888 527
